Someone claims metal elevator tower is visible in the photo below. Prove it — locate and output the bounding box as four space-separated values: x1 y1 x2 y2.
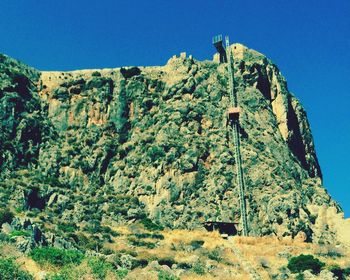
213 35 248 236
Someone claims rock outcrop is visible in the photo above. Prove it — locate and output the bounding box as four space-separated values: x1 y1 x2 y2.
0 44 345 246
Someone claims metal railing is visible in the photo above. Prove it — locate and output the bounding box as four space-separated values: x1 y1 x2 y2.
212 34 223 44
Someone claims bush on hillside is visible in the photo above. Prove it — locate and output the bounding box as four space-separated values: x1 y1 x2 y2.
192 261 205 275
158 270 179 280
287 254 325 274
127 236 156 249
133 233 164 239
88 257 115 279
157 257 176 268
189 240 204 250
0 257 33 280
30 247 84 267
140 218 164 231
208 246 223 262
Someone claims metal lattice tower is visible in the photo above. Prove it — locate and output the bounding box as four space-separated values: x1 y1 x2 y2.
213 35 248 236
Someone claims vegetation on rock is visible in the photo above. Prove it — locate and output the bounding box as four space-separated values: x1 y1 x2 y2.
0 45 348 279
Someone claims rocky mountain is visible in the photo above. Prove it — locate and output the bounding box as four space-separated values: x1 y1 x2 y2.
0 43 346 253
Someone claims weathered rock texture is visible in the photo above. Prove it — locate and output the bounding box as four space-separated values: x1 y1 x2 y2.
0 44 345 245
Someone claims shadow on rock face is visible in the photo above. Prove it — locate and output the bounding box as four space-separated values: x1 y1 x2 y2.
25 188 46 210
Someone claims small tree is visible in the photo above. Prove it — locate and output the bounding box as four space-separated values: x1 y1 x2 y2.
287 254 325 274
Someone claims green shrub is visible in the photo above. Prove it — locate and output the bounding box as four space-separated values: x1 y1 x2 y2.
192 261 205 275
287 254 325 274
317 245 344 258
88 258 129 279
147 146 165 162
116 249 138 257
0 257 33 280
30 247 84 267
140 218 164 231
133 233 164 239
128 237 156 249
309 214 317 224
88 257 114 279
84 236 103 251
57 223 77 233
152 233 165 239
177 262 192 269
0 209 14 226
190 240 204 250
9 230 31 238
52 87 69 100
132 258 148 269
208 247 223 262
116 268 129 279
101 226 120 237
48 265 82 280
157 270 179 280
0 233 11 242
157 257 176 267
27 209 40 218
49 272 72 280
113 253 134 270
326 249 343 258
113 253 148 270
91 71 101 77
109 206 128 215
68 232 101 251
83 220 101 234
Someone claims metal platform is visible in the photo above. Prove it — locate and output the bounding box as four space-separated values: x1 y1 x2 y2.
212 34 227 63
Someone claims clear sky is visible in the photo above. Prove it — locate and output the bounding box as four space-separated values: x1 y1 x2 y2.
1 0 349 217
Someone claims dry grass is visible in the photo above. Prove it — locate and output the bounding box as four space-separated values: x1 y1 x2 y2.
181 273 223 280
231 235 350 279
103 228 350 279
162 229 224 248
3 227 350 280
0 243 21 258
16 256 44 280
234 235 306 246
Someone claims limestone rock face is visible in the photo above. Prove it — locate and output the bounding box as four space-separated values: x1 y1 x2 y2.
0 45 344 244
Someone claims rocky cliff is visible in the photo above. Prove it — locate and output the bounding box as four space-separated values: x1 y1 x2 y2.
0 44 344 248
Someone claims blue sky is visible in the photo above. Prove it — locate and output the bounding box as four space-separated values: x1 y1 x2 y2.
1 0 349 217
